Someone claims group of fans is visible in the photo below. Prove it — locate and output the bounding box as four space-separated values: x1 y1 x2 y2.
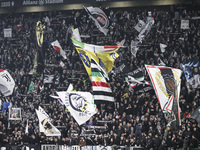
0 2 200 150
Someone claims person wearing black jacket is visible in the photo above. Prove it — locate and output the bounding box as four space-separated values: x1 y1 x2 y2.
189 135 199 148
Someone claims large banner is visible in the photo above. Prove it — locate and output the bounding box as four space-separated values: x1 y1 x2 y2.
56 91 97 125
145 65 182 113
33 21 46 76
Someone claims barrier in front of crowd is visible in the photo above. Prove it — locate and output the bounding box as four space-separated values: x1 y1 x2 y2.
40 145 144 150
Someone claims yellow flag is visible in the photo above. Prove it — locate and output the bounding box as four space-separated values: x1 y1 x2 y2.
75 47 119 80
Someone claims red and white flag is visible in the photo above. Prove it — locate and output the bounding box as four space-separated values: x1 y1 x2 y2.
51 40 66 59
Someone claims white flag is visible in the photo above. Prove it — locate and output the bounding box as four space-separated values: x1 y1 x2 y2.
4 28 12 38
56 91 97 125
145 65 182 113
160 43 167 53
0 69 15 97
131 40 139 57
181 20 189 29
38 106 52 122
25 119 29 134
35 109 61 136
134 20 145 32
74 28 82 42
84 6 109 36
51 40 66 59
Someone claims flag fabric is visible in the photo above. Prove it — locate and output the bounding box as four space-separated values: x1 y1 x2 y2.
45 16 50 26
33 21 46 76
84 6 109 36
25 119 29 134
35 109 61 136
71 28 82 42
51 40 66 59
130 40 140 57
91 57 114 102
38 106 52 122
14 25 22 31
4 28 12 37
127 68 145 81
134 20 145 32
72 38 121 53
72 39 120 79
157 56 166 66
127 68 153 95
27 81 35 94
160 43 167 53
131 17 154 57
180 57 200 92
181 20 189 29
2 101 10 112
56 91 97 125
27 81 39 94
145 65 182 113
137 17 154 42
0 69 15 97
171 83 181 129
189 106 200 127
50 84 73 105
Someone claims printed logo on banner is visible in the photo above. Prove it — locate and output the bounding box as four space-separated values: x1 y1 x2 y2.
77 48 91 68
2 73 11 82
155 71 180 97
36 21 45 47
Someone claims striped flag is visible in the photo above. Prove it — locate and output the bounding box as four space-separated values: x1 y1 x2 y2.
91 57 114 102
72 38 121 80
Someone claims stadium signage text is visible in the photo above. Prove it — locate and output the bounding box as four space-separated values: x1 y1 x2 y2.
22 0 64 6
0 0 132 8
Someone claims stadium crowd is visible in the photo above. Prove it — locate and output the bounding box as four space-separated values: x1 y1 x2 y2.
0 2 200 150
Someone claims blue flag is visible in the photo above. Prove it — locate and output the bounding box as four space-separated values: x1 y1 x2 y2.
2 101 10 112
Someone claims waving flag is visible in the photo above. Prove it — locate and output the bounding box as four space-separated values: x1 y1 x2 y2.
2 101 10 112
69 27 82 42
135 20 145 32
180 57 200 92
160 43 167 53
56 91 97 125
138 17 154 42
72 38 121 53
91 57 114 102
0 69 15 97
131 17 154 57
36 109 61 136
145 65 182 113
51 40 66 59
127 68 153 95
72 39 120 79
25 119 29 134
84 6 109 36
38 106 52 122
